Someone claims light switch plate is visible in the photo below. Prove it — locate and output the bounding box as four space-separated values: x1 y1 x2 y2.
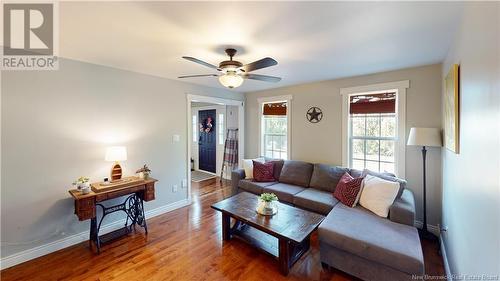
172 134 180 143
172 185 178 192
181 179 187 188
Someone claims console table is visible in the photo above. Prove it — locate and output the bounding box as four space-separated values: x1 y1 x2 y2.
69 177 157 253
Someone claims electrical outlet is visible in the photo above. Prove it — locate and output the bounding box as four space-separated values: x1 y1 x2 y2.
172 185 178 192
181 179 187 188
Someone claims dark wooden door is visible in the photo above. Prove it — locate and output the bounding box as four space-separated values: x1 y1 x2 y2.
198 110 216 173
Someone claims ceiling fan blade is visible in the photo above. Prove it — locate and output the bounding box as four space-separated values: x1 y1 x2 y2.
178 74 219 78
241 57 277 72
182 56 220 70
243 74 281 83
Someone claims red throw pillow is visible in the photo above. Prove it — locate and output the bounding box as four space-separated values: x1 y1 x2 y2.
333 172 364 207
253 161 275 182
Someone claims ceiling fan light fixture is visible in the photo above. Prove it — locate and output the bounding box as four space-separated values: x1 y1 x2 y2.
218 71 243 89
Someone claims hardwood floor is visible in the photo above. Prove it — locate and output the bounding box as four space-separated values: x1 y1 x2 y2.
1 179 444 281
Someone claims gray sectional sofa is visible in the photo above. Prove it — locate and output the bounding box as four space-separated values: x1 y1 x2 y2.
231 160 424 281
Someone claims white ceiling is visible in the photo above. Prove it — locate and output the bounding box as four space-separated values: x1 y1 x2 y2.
60 1 463 93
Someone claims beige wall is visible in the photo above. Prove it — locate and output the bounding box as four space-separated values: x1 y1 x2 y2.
0 58 243 260
245 64 443 226
441 2 499 277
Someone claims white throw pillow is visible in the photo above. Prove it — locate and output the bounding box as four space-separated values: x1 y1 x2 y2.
242 158 265 179
359 174 400 217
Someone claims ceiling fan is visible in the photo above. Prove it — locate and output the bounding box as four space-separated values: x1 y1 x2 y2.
179 48 281 89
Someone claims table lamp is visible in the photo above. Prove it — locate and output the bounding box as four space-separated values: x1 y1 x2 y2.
407 128 442 239
105 146 127 181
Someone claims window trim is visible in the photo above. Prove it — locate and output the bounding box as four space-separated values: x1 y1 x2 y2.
258 95 292 160
340 80 409 178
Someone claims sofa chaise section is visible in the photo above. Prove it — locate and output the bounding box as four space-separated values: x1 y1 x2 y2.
318 191 423 281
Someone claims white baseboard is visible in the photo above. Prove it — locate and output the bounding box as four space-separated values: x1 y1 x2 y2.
440 234 452 281
0 198 190 270
414 221 440 236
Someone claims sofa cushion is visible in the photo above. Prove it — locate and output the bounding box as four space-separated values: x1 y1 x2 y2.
309 164 349 192
318 204 424 275
359 174 400 217
253 161 275 182
263 183 305 203
362 169 407 198
279 160 314 187
333 172 364 207
348 168 363 178
239 179 276 195
293 188 339 215
266 159 284 181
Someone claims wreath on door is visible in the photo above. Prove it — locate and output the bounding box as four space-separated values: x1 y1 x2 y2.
199 116 214 133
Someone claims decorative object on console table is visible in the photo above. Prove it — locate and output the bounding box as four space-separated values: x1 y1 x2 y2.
407 127 442 240
69 177 157 254
105 146 127 181
74 176 91 194
136 164 151 180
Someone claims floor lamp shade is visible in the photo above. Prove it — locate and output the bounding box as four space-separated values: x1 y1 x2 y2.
407 128 442 147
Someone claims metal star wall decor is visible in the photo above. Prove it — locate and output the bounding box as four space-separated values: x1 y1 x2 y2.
306 107 323 123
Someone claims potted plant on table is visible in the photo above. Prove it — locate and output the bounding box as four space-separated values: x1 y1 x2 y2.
74 176 90 194
136 164 151 180
256 193 278 216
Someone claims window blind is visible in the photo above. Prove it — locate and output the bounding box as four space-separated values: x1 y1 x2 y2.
350 93 396 114
263 102 287 116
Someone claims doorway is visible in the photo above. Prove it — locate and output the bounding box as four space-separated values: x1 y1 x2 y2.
187 95 244 202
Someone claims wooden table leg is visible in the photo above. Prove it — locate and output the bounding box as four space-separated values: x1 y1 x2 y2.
279 238 291 276
222 213 231 241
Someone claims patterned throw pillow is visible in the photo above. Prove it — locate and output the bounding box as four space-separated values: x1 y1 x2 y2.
333 172 364 207
253 161 275 182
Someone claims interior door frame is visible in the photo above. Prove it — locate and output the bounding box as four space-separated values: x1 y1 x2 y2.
186 94 245 203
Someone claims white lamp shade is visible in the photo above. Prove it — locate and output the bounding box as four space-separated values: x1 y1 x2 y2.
407 128 442 147
105 146 127 161
218 72 243 89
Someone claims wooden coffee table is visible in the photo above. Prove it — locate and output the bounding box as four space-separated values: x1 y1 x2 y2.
211 192 325 275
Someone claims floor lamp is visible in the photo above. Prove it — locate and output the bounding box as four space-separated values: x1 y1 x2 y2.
407 128 442 239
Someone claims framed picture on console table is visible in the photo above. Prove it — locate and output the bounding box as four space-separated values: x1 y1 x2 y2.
444 64 459 153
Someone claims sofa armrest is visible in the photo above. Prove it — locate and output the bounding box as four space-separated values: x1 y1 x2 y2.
231 168 246 195
389 189 416 227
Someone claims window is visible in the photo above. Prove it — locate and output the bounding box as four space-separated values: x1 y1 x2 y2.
192 114 197 142
218 113 224 145
259 98 290 160
349 93 397 174
342 81 409 177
